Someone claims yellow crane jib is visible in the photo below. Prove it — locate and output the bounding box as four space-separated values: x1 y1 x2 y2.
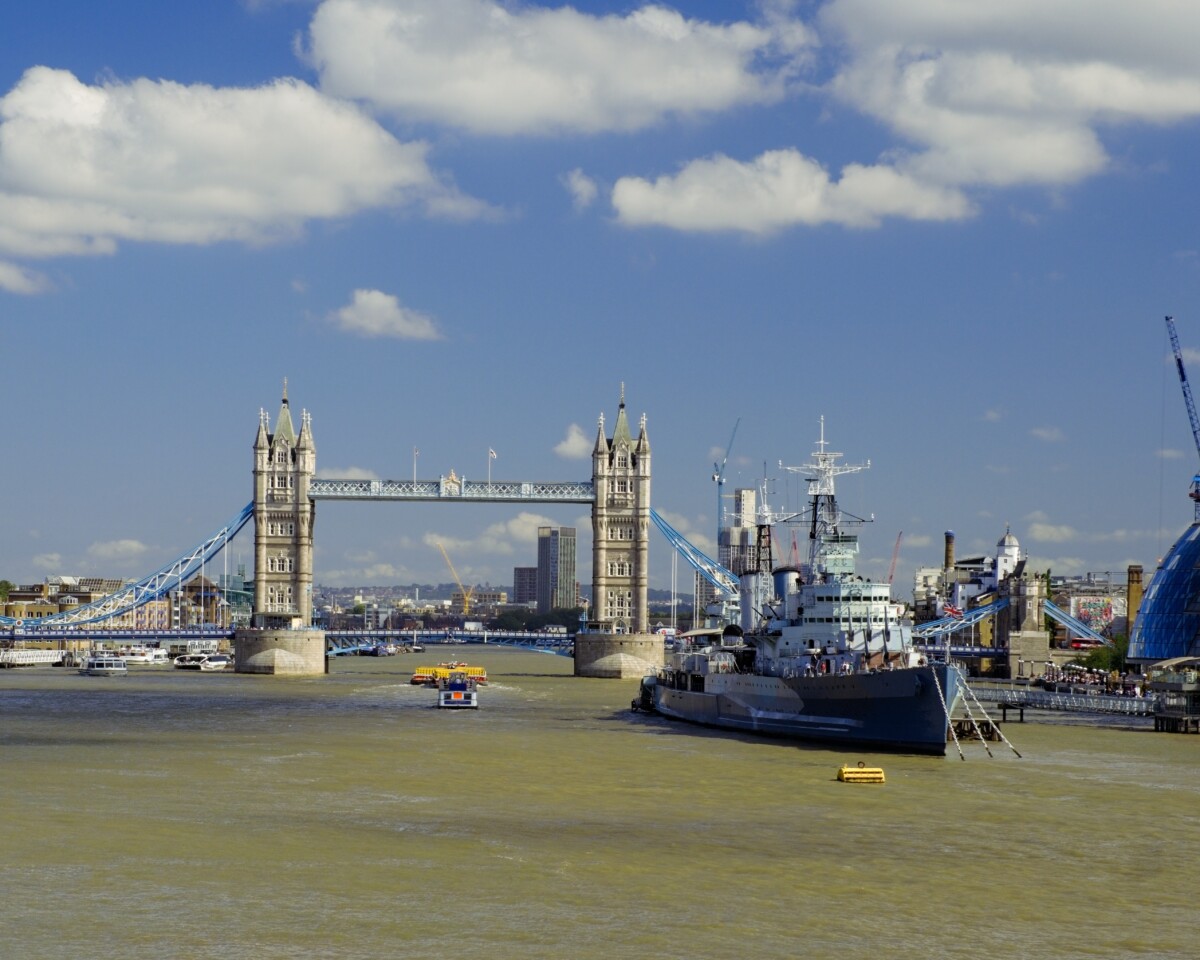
437 543 474 616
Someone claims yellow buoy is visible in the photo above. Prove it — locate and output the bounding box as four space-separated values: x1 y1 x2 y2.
837 762 886 783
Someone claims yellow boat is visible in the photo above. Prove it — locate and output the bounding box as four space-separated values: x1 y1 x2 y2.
837 763 886 783
411 663 488 686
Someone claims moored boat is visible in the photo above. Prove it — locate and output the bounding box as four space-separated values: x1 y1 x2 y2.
174 653 231 671
78 656 128 677
636 421 965 756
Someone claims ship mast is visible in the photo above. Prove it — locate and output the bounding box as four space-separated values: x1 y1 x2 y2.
780 417 870 578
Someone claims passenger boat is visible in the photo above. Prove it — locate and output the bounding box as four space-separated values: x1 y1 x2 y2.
78 656 128 677
635 421 965 756
437 671 479 709
174 653 231 671
411 662 487 686
123 647 169 664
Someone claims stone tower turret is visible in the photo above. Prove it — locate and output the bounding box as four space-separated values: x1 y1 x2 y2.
590 386 650 634
252 381 316 627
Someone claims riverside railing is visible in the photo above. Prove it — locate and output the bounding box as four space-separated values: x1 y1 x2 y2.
970 685 1156 717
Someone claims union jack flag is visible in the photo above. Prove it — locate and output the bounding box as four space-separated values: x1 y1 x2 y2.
944 603 964 619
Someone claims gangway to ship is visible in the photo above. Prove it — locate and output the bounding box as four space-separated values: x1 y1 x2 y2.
972 685 1154 717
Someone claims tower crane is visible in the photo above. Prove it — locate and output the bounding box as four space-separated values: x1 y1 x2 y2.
887 531 903 585
1165 315 1200 519
437 543 474 616
712 418 741 537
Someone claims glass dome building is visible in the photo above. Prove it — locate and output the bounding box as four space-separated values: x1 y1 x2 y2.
1129 523 1200 663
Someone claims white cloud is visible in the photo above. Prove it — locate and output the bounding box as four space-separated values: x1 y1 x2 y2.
610 1 1200 234
0 259 49 294
315 466 380 480
1024 553 1088 574
329 288 443 340
555 423 591 459
1028 522 1077 543
1157 448 1185 460
983 408 1002 422
820 0 1200 191
86 539 149 561
562 169 598 210
0 66 471 259
1030 426 1064 442
656 509 717 557
306 0 806 135
612 149 971 234
32 552 61 570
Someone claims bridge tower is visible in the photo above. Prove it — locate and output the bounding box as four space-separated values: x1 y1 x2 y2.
251 381 316 627
998 569 1051 678
590 387 651 634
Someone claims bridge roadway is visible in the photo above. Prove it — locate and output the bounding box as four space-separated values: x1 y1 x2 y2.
915 641 1009 659
1 626 574 657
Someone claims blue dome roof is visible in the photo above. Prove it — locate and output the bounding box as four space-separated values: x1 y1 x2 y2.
1129 523 1200 662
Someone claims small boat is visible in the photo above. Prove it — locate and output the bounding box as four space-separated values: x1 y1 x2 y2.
437 671 479 709
411 662 487 686
78 656 128 677
174 653 230 671
124 647 169 664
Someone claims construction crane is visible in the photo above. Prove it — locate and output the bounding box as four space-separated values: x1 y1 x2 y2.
1165 315 1200 519
712 418 741 537
887 531 903 585
437 543 474 616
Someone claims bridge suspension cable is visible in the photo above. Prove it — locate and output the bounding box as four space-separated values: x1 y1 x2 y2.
2 502 254 629
650 508 739 600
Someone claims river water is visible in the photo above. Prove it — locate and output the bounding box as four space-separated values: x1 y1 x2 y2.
2 649 1196 960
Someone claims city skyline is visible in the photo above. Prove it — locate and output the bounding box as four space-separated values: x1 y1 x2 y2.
5 1 1200 595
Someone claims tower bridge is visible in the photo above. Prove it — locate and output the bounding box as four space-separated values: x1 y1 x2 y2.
3 385 662 678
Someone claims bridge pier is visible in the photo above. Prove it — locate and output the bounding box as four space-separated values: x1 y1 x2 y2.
234 628 327 675
573 633 663 679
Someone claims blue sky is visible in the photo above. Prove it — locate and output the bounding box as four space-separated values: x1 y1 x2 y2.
4 0 1200 598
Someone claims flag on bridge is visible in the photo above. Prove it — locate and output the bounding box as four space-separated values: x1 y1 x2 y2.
489 448 497 459
944 603 963 619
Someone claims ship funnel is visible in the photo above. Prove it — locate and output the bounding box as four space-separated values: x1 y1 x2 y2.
773 568 802 619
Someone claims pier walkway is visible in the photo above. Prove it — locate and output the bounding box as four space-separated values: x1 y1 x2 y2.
969 683 1156 717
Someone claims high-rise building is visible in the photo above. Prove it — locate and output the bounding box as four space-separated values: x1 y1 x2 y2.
512 566 537 605
537 527 577 613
